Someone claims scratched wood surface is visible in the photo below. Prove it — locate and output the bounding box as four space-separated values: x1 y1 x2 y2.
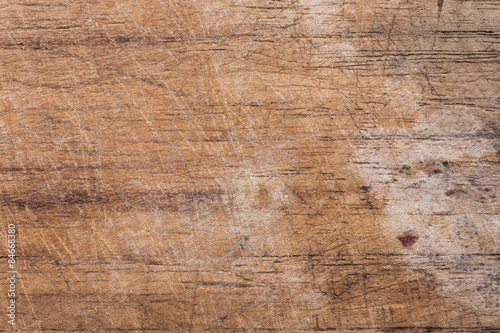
0 0 499 332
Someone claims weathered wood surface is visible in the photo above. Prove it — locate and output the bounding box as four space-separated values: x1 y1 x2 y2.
0 0 499 331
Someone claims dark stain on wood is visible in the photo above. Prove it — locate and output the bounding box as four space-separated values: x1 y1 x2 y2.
445 189 456 196
398 233 419 248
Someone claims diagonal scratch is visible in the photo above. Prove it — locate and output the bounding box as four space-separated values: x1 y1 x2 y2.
438 0 444 17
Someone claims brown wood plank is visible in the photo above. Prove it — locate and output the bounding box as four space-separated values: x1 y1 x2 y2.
0 0 499 331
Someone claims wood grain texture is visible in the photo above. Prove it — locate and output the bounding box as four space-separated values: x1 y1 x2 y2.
0 0 499 331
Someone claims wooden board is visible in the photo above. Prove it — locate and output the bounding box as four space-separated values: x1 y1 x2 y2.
0 0 499 331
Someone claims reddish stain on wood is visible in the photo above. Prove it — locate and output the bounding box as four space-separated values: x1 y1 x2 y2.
398 233 419 248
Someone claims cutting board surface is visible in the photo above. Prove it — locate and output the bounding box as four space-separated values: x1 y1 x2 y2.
0 0 499 331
